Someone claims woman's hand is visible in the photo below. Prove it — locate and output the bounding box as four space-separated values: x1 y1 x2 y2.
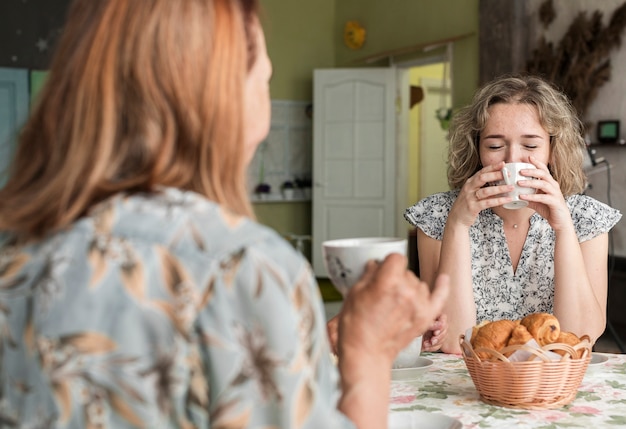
338 254 449 364
447 161 514 228
336 254 449 429
519 156 573 232
421 313 448 352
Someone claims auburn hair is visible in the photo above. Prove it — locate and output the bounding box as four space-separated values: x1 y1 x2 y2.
0 0 259 240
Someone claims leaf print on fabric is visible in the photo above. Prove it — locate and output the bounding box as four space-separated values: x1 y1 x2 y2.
89 231 146 300
0 249 29 283
120 249 145 301
54 380 72 423
155 246 197 335
157 246 191 295
22 299 34 354
292 271 316 362
249 252 289 299
220 249 245 288
186 346 209 408
151 301 190 340
83 388 108 429
109 390 145 428
0 301 16 349
88 241 108 287
36 333 145 427
90 199 116 235
231 323 283 402
197 276 215 311
0 247 29 292
211 398 252 429
170 221 206 252
292 379 314 428
60 332 117 355
189 222 205 252
138 350 179 417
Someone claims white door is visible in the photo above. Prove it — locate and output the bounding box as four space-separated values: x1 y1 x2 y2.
312 68 397 276
0 68 29 188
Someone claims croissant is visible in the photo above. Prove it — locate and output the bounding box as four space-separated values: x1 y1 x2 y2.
553 331 584 358
505 324 534 350
520 313 560 346
471 319 518 359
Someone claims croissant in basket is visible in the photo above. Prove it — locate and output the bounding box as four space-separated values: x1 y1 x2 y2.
467 312 587 361
520 313 560 346
553 331 589 358
503 324 534 357
470 319 519 360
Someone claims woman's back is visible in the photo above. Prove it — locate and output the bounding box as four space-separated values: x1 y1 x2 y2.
0 188 347 428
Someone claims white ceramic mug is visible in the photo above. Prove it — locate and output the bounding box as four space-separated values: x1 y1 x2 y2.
498 162 537 209
322 237 407 297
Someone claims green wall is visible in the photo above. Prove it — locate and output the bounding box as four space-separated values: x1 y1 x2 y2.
261 0 335 101
334 0 479 107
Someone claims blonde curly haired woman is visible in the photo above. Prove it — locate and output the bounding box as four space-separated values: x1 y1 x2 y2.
405 75 620 354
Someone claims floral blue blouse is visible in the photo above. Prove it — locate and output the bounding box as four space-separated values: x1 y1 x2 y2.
0 188 354 429
404 190 622 323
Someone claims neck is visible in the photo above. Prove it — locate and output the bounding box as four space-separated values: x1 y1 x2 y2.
493 206 534 227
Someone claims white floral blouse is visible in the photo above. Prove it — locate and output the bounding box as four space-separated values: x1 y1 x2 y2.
0 188 355 429
404 190 622 323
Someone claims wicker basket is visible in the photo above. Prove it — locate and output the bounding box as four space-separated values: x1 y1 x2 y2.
460 334 592 409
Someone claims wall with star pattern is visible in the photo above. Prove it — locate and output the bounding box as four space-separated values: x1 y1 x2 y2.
0 0 70 69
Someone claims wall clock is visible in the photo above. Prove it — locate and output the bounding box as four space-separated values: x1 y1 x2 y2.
344 21 366 50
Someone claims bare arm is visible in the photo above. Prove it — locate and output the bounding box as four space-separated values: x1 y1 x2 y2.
435 223 476 354
423 162 512 354
521 156 608 343
553 230 608 342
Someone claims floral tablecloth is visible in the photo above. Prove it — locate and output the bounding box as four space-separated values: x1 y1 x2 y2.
389 352 626 428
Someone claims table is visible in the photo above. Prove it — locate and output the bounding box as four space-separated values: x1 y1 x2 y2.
389 352 626 428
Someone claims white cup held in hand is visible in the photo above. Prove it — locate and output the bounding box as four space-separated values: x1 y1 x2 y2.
322 237 407 297
393 335 422 369
498 162 537 209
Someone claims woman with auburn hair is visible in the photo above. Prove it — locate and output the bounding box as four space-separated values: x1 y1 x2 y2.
0 0 448 428
405 74 621 354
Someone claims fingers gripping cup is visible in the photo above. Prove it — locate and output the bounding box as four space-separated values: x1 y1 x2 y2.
498 162 537 209
322 237 423 368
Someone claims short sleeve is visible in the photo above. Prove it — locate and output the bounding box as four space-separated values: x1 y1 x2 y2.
404 191 458 241
568 194 622 242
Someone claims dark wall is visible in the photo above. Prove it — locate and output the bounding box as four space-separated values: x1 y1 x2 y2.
0 0 71 69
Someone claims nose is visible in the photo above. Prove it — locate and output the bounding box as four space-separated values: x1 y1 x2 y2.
506 146 523 163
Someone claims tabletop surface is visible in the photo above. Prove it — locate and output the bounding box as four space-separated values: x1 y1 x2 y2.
389 351 626 428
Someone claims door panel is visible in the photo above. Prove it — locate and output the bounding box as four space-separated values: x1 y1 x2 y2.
0 68 29 188
312 68 397 276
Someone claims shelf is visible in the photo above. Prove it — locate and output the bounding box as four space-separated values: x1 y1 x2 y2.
251 194 311 204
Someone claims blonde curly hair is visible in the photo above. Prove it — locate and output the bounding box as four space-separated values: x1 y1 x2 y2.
447 74 587 196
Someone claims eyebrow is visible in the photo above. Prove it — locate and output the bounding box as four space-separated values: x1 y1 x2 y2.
482 133 545 140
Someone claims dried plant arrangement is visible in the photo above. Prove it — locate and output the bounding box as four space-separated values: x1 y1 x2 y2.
526 1 626 120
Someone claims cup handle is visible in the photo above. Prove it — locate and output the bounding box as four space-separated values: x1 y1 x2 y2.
501 167 513 186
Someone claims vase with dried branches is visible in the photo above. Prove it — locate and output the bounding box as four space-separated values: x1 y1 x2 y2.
526 0 626 122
